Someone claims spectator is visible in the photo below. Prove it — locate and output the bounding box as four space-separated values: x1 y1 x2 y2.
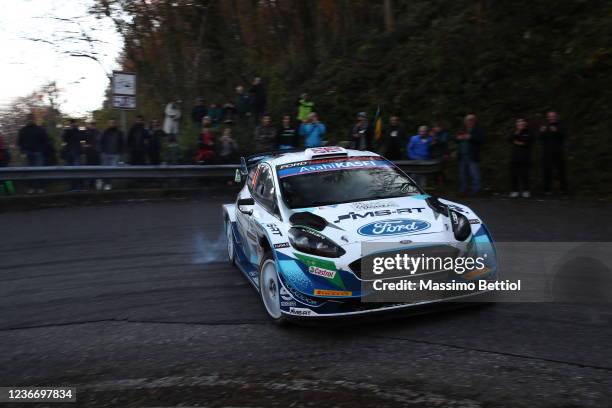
223 102 237 124
407 125 432 187
429 123 450 186
128 115 148 165
0 133 15 195
100 119 124 190
509 118 533 198
253 115 277 153
235 85 251 121
147 120 164 165
195 116 216 164
17 116 49 193
0 133 10 167
191 98 207 128
348 112 372 150
208 103 224 125
381 115 406 160
165 129 181 165
83 121 102 190
296 93 315 123
83 121 101 165
539 111 568 195
61 119 83 165
277 115 298 150
408 125 432 160
61 119 84 191
249 77 267 123
163 100 181 139
454 114 485 194
218 127 239 164
299 112 326 148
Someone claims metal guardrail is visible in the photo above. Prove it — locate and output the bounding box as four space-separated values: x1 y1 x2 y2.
0 160 442 181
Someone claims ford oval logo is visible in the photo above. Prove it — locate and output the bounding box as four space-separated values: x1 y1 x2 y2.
357 219 431 237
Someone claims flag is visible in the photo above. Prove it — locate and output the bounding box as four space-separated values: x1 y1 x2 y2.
374 105 383 141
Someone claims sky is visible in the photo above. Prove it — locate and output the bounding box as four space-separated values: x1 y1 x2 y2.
0 0 123 116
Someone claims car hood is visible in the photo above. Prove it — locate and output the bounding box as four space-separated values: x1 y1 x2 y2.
291 196 450 244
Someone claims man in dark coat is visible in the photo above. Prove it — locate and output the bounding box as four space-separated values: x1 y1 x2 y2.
249 77 267 123
382 116 406 160
454 114 485 194
539 111 568 194
127 115 148 165
509 118 533 198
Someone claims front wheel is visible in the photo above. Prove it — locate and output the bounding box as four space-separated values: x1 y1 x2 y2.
258 252 287 324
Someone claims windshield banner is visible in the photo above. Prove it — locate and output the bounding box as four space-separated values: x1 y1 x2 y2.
277 156 393 178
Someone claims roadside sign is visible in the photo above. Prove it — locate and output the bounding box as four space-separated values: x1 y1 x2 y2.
112 71 136 96
112 95 137 110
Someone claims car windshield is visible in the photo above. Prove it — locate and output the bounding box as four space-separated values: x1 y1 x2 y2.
277 156 420 209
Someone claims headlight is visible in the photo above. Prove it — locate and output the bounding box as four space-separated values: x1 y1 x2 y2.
288 227 346 258
450 210 471 241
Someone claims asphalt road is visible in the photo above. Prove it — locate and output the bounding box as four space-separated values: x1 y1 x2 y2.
1 194 611 407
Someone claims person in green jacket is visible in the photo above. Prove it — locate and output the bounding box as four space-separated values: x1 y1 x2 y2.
296 93 315 123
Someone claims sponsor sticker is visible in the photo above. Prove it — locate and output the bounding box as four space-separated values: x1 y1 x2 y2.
334 207 425 223
309 266 336 279
274 242 290 249
277 157 392 178
357 219 431 237
288 307 316 316
314 289 353 297
266 224 283 236
469 219 481 224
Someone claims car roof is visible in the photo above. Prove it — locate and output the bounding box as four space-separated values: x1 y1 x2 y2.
265 147 380 167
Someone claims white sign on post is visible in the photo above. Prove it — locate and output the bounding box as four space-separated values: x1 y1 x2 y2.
112 71 137 111
112 72 136 96
112 95 137 109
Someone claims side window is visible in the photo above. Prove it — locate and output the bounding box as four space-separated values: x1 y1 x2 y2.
253 165 276 214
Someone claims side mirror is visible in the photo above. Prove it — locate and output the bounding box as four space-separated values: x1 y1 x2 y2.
234 169 242 183
237 198 255 215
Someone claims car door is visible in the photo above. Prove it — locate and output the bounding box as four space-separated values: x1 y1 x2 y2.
235 163 275 264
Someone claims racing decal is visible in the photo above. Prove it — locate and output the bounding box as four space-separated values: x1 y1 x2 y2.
309 266 336 279
447 204 468 214
469 219 481 224
277 156 381 170
265 223 283 236
333 207 425 223
274 242 290 249
294 253 345 289
280 286 293 301
277 156 391 178
288 307 318 316
308 146 347 155
357 219 431 237
350 201 398 210
313 289 353 297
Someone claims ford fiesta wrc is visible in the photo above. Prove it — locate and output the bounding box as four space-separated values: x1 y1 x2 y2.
223 147 498 323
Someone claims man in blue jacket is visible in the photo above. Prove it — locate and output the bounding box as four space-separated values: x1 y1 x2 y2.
407 125 432 187
407 125 432 160
299 112 326 148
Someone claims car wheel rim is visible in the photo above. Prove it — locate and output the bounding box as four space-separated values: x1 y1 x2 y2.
226 222 234 262
260 260 281 319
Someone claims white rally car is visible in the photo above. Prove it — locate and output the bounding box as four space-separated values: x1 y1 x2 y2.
223 147 497 323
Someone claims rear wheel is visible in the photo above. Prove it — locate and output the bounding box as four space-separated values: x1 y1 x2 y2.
225 219 235 265
258 252 287 324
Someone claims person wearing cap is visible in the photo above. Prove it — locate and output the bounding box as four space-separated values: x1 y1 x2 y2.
348 112 372 150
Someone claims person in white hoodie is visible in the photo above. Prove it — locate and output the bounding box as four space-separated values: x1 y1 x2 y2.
163 100 182 138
